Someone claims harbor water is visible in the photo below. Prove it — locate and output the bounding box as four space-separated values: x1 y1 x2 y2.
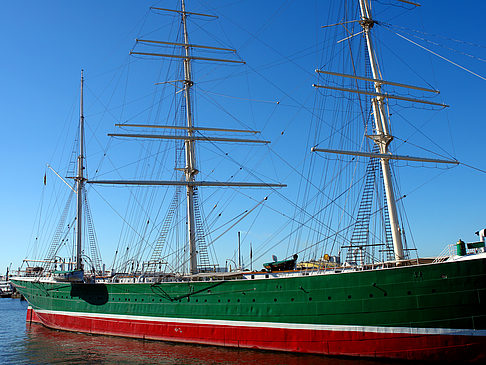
1 298 403 364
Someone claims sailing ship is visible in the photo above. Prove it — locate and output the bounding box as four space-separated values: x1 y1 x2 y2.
11 0 486 362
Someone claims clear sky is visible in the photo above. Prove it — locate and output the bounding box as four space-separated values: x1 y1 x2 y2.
1 0 485 274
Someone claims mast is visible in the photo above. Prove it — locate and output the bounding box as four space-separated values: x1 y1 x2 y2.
358 0 405 262
93 3 285 275
75 70 86 270
181 0 198 274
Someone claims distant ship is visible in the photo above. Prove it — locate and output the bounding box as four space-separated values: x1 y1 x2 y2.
0 280 14 298
11 0 486 362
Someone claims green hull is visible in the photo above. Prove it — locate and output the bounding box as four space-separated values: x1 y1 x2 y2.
13 256 486 329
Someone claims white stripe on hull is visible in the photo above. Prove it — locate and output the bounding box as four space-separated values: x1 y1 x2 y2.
31 307 486 337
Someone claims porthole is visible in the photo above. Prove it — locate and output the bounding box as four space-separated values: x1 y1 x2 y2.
291 298 295 302
252 299 256 302
347 295 352 299
309 297 312 301
328 296 332 300
274 298 277 302
407 291 412 295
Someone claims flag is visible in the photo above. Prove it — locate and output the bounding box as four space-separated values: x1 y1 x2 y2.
43 173 47 185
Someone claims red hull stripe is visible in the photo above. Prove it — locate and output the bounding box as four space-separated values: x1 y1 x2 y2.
26 307 486 362
30 308 486 337
27 306 42 324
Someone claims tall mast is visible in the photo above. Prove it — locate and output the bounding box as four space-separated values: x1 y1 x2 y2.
97 3 285 275
76 70 86 270
181 0 198 274
358 0 405 262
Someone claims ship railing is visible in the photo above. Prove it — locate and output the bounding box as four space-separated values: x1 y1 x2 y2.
432 244 455 264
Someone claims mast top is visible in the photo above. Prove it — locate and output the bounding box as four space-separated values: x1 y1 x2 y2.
150 6 217 19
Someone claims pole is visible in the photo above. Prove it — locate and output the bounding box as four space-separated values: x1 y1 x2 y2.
181 0 198 274
358 0 404 262
75 70 85 271
238 231 241 270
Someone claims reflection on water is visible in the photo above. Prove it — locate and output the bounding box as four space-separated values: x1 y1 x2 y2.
2 299 402 364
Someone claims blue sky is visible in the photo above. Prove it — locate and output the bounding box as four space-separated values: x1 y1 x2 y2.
1 1 485 274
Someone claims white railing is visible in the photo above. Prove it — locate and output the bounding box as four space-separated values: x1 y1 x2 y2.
432 244 455 264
